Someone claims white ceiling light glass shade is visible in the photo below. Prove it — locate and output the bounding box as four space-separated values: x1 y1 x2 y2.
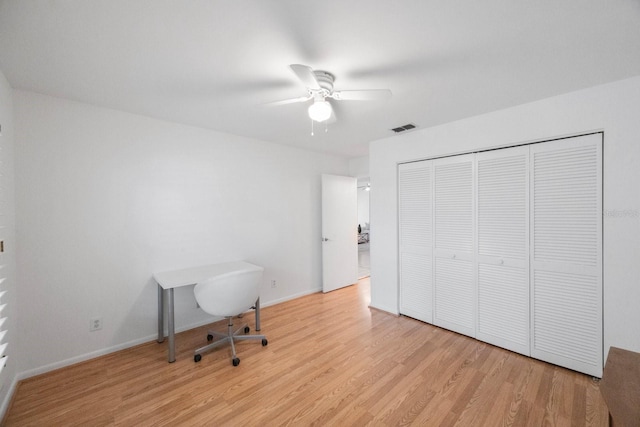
308 100 332 122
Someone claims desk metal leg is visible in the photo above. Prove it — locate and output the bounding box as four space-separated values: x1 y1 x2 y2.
255 297 261 331
157 283 164 343
167 288 175 363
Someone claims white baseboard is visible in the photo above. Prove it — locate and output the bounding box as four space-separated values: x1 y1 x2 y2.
368 302 399 316
0 376 19 421
15 317 218 381
261 287 321 308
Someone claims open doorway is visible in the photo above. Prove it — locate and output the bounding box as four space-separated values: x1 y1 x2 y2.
357 177 370 278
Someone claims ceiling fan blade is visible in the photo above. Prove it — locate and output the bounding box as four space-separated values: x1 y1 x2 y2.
263 95 312 106
331 89 392 101
290 64 321 90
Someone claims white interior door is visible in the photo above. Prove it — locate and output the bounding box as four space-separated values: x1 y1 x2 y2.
433 154 476 338
398 161 434 323
322 174 358 293
530 134 602 377
476 146 530 356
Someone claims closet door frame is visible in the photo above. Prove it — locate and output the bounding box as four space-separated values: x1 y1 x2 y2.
396 132 603 377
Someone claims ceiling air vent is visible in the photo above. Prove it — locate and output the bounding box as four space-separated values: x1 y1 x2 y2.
390 123 417 134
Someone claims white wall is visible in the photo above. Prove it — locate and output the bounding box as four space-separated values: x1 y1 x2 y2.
0 70 18 416
13 90 349 376
369 76 640 357
348 155 369 179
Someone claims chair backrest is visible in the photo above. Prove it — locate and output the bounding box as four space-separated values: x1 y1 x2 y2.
194 264 264 317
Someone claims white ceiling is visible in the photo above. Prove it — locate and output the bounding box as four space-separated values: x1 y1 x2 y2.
1 1 639 158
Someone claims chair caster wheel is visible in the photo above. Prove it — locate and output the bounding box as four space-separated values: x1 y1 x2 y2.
207 334 213 342
194 354 202 363
232 357 240 366
262 338 268 346
244 326 250 334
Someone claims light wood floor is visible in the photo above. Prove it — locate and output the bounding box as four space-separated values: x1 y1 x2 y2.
4 278 608 426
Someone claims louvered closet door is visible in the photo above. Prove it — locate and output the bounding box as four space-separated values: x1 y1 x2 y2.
530 134 602 377
476 146 529 355
398 161 433 323
433 154 475 337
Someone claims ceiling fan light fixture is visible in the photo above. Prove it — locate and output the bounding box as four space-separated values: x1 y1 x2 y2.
308 100 332 122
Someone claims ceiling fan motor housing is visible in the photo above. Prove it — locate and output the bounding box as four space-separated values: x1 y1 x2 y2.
313 70 334 95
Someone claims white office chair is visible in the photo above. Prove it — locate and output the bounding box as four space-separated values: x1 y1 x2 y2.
193 264 268 366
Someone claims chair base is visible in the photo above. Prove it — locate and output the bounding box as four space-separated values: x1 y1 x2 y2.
194 316 267 365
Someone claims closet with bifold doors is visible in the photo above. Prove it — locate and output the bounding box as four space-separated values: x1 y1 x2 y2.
398 133 603 377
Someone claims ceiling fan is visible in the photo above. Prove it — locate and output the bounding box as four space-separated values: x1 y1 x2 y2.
267 64 392 123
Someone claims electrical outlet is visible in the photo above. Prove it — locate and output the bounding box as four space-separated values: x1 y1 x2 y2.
271 280 277 288
90 317 103 332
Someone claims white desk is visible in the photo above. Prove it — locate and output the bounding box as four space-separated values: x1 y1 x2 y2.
154 261 262 363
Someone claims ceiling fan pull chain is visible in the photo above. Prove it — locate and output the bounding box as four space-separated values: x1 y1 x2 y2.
311 118 314 136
